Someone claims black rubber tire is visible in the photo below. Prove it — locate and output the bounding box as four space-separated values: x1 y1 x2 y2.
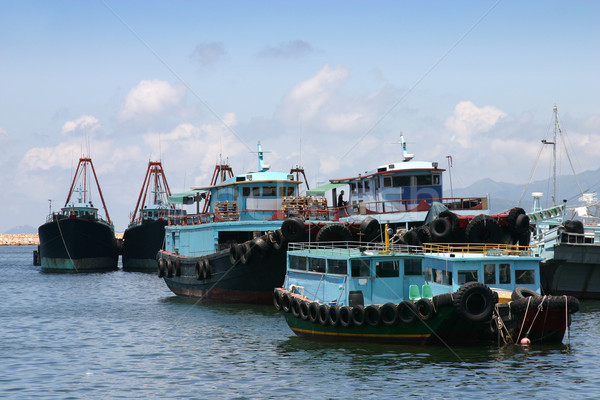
202 258 212 280
240 242 252 264
308 302 320 324
416 298 435 320
271 229 287 251
229 243 243 264
403 229 422 246
339 306 353 328
291 297 301 318
430 217 452 241
398 300 417 324
438 210 459 233
328 305 341 326
416 225 432 244
165 260 173 278
351 305 365 327
507 207 528 233
318 304 330 326
281 217 306 242
510 295 579 314
365 305 382 327
158 258 166 278
359 216 380 242
453 282 496 323
563 220 584 234
174 260 181 277
518 230 531 246
432 293 454 309
251 236 270 258
281 292 292 313
194 261 202 280
465 214 502 243
299 300 310 321
316 223 353 242
380 302 398 326
273 289 282 311
511 286 541 301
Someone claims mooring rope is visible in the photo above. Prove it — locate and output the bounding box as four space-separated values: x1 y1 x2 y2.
56 218 78 272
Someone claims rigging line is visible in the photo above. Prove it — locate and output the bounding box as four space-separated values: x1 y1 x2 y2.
99 0 253 153
556 116 584 196
339 0 503 160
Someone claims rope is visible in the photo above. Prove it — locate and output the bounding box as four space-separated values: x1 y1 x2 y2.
56 218 78 272
524 296 548 339
515 296 532 342
564 295 570 345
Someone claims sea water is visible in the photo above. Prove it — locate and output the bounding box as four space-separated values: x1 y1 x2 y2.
1 246 599 399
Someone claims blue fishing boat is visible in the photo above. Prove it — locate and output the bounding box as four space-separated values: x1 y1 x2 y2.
122 161 175 272
38 157 119 273
157 143 317 303
275 231 579 345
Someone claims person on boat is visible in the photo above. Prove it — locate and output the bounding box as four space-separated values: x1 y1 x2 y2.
338 190 346 207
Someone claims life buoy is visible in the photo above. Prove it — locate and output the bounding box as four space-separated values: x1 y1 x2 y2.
281 292 292 313
351 305 365 327
339 306 353 327
416 298 435 320
158 258 166 278
380 302 398 326
359 217 380 242
328 305 341 326
316 223 353 242
430 217 452 241
250 236 269 258
281 217 306 242
195 261 202 280
318 304 330 326
299 300 310 321
165 260 173 278
453 282 495 323
398 300 417 324
465 215 502 243
365 305 382 327
511 286 540 301
291 297 301 318
229 243 243 264
308 302 320 323
273 289 283 310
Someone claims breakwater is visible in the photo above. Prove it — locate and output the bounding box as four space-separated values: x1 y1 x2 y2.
0 234 39 246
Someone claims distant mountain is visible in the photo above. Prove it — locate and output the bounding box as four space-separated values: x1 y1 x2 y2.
446 168 600 214
4 225 37 234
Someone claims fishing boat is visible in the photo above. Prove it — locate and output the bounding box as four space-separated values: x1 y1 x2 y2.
38 157 119 273
525 106 600 300
122 161 175 272
275 233 579 345
157 143 317 303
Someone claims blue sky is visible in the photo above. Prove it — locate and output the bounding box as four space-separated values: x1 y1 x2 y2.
1 0 599 232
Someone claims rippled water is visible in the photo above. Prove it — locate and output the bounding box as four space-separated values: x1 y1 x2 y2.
1 246 599 399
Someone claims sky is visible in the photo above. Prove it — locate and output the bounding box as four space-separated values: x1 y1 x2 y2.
1 0 599 233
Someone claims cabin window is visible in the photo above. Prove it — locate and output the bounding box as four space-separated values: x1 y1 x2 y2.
383 177 392 187
457 270 478 285
433 174 440 185
499 263 511 284
288 187 296 196
351 259 370 277
308 257 326 273
252 187 261 196
242 187 250 196
328 259 347 275
416 175 432 186
263 186 276 196
278 187 287 197
484 263 496 284
350 182 357 194
392 176 411 187
289 256 307 271
404 258 422 275
429 268 452 285
364 180 370 191
516 269 535 284
357 182 363 194
375 260 399 278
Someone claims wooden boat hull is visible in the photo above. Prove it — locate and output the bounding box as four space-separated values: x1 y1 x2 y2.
122 219 167 272
38 217 119 273
159 240 288 304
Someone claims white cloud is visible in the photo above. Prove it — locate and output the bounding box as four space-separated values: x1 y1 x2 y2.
445 101 507 148
62 115 101 136
118 80 185 123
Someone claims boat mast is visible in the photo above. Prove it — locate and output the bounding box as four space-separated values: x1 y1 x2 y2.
65 158 112 224
541 105 558 206
130 161 174 224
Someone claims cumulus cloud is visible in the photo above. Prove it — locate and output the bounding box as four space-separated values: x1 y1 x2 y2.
62 115 101 136
445 101 507 148
277 64 348 123
191 42 226 66
259 40 313 58
118 80 185 123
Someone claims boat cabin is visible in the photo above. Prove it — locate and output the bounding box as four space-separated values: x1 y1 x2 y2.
284 242 541 307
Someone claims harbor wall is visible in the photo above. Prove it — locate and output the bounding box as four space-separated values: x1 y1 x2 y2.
0 233 124 246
